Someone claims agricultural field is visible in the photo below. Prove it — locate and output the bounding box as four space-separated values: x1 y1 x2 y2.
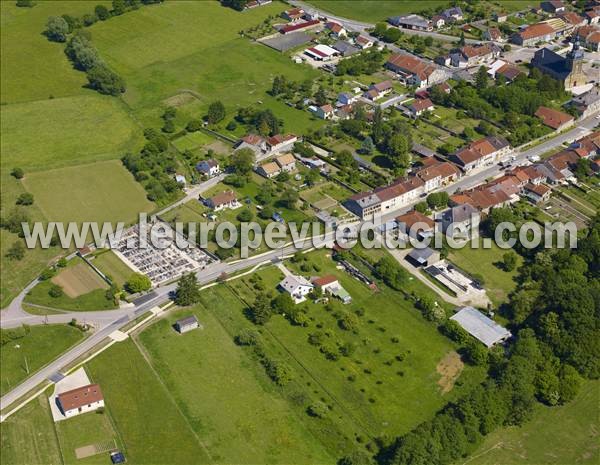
24 257 116 312
0 324 85 396
88 1 321 133
448 242 522 307
172 131 218 152
470 380 600 465
90 250 134 289
22 160 155 225
1 95 144 171
86 339 212 465
138 306 333 464
0 395 63 465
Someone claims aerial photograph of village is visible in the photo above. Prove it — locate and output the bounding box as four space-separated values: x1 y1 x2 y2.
0 0 599 464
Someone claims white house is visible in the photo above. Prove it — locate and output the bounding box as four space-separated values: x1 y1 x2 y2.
355 35 374 49
58 384 104 418
279 275 313 304
338 92 358 106
313 104 335 120
206 191 240 211
196 159 220 177
312 275 352 304
275 153 296 172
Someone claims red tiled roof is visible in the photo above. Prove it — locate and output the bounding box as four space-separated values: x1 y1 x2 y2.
280 19 319 34
396 210 435 229
386 54 437 80
312 275 339 287
410 98 434 112
518 23 555 40
535 106 574 129
525 183 551 196
210 190 237 206
58 384 103 411
242 134 264 145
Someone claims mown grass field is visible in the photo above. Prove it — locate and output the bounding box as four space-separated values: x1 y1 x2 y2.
1 95 144 172
89 1 321 133
0 172 63 308
55 409 119 465
91 250 134 288
1 324 84 395
448 242 522 307
0 395 63 465
22 160 155 225
87 339 212 465
0 1 111 104
470 380 600 465
138 306 334 464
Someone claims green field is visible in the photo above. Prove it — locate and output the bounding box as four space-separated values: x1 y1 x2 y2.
0 395 63 465
0 1 111 104
448 242 522 307
0 172 63 308
1 324 85 395
224 251 484 438
91 250 134 288
87 339 211 465
88 1 321 133
55 409 119 465
172 131 217 152
470 380 600 465
138 306 333 464
22 160 155 225
306 1 535 23
1 95 144 172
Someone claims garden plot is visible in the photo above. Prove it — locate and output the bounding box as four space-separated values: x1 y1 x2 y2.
51 262 108 298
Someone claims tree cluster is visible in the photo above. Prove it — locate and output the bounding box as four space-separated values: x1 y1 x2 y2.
236 107 282 136
335 51 385 76
121 128 182 204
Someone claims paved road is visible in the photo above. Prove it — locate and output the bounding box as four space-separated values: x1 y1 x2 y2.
0 233 339 411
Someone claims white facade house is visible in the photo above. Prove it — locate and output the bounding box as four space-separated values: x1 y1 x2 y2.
279 275 313 304
196 159 221 177
58 384 104 418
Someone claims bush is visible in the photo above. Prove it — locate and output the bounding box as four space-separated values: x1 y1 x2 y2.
11 167 24 179
39 267 56 281
16 193 34 206
6 241 25 261
186 119 202 132
125 272 152 293
45 16 69 42
307 401 328 418
263 358 293 386
48 284 64 298
234 328 259 346
87 64 126 96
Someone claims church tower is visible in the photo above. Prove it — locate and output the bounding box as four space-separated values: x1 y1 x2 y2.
565 36 585 89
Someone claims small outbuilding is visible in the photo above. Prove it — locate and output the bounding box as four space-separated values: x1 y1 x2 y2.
406 247 441 267
450 306 511 347
174 315 200 334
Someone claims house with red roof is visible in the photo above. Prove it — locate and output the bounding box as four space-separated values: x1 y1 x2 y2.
535 106 574 131
450 136 512 172
385 54 449 88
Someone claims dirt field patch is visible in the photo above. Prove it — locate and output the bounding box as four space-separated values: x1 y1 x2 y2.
436 351 464 394
205 140 231 154
52 263 109 298
163 92 198 107
75 439 116 459
313 196 338 210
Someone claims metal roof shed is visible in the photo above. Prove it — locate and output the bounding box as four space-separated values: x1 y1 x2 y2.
450 306 512 347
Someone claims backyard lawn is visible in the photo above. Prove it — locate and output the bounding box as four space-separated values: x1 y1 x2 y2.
0 324 85 395
448 242 522 307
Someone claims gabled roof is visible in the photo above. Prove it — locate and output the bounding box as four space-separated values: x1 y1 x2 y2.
451 306 511 347
558 11 585 25
320 104 334 113
372 80 393 92
280 275 313 293
209 190 237 206
58 384 103 411
535 106 574 129
326 21 344 33
241 134 265 146
259 161 280 175
517 22 555 40
525 183 551 196
267 134 296 146
386 54 437 80
176 315 198 327
410 97 434 112
312 274 339 287
276 153 295 166
396 210 435 229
